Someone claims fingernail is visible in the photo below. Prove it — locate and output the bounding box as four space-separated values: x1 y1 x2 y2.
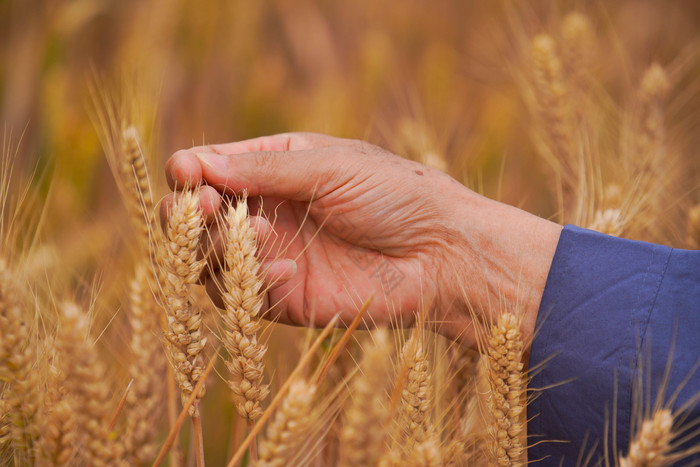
196 152 228 172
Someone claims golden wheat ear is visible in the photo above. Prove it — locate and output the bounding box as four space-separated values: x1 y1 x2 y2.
124 262 167 465
686 204 700 249
619 409 674 467
256 378 317 467
483 312 526 467
338 328 393 467
36 346 76 467
219 194 270 423
0 257 43 465
55 302 124 464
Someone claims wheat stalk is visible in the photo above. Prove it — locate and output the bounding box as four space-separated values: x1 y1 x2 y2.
338 328 392 467
55 302 124 465
619 409 674 467
220 196 269 421
0 257 42 464
257 379 317 467
484 312 526 466
160 189 207 416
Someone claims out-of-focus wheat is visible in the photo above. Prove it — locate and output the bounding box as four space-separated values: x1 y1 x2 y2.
619 409 674 467
124 263 166 464
686 205 700 249
257 379 317 467
55 302 124 465
37 354 75 466
531 33 577 203
0 257 42 464
338 329 392 467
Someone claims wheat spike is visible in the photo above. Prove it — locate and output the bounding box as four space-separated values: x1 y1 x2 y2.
160 189 207 416
409 434 442 467
485 312 526 466
339 328 392 467
633 64 670 177
531 33 576 196
221 196 269 421
561 12 596 94
588 208 624 237
0 257 42 464
36 355 75 467
0 397 9 451
685 204 700 249
398 336 434 446
125 262 167 464
257 379 316 467
620 409 674 467
120 125 155 250
55 302 124 465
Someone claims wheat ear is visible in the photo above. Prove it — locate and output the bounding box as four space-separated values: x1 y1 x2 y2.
0 397 9 452
409 434 442 467
0 257 42 464
120 125 155 250
531 33 576 198
221 196 269 421
160 189 207 416
256 379 317 467
36 354 75 467
485 312 526 466
560 11 595 95
398 335 434 446
619 409 674 467
338 328 392 467
686 204 700 249
125 262 167 464
55 302 124 465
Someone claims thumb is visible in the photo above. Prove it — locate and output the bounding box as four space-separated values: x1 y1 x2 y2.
195 148 345 201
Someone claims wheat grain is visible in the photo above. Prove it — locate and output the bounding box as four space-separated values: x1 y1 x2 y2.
220 196 269 421
620 409 674 467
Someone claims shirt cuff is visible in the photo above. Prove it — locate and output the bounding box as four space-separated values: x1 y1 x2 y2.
527 225 673 465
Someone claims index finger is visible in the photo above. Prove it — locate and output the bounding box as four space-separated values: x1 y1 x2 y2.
165 132 351 190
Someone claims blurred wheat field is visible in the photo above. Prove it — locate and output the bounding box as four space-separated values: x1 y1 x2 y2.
1 0 700 465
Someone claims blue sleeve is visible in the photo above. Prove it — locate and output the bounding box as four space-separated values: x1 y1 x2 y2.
527 225 700 465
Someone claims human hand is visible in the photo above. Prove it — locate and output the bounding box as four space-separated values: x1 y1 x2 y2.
163 133 562 345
